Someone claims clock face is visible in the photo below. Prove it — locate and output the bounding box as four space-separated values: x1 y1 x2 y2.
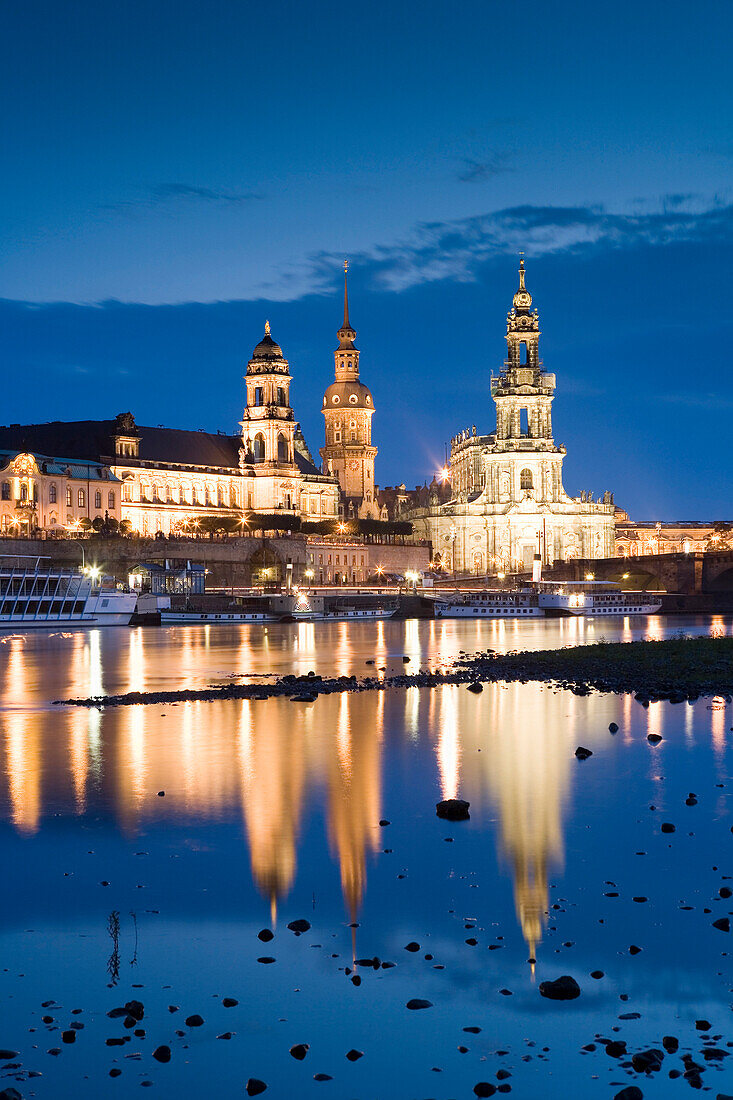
349 460 359 471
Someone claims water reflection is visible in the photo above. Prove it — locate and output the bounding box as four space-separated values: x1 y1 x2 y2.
0 615 731 960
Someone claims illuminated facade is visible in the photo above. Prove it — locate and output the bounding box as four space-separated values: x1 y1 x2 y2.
0 325 339 536
320 263 380 519
0 449 122 535
410 261 615 573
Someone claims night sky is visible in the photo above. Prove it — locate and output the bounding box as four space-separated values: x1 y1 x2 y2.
1 0 731 517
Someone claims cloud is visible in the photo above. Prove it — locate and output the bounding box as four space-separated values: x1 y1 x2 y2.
457 153 512 183
151 183 263 204
309 197 733 293
102 183 264 213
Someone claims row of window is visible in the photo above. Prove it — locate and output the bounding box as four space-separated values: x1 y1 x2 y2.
0 482 115 509
314 553 367 566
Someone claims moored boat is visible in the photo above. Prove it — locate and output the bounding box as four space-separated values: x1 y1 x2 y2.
535 580 662 617
0 556 137 628
433 589 542 618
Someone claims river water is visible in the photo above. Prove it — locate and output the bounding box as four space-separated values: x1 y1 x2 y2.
1 615 733 1098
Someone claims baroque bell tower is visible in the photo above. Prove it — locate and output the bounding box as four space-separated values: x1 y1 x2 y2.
492 259 557 447
320 262 379 518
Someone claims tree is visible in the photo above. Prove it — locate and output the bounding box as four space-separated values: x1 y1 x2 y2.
247 514 302 534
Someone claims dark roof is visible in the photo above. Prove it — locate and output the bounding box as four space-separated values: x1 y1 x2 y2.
0 420 241 471
0 418 329 479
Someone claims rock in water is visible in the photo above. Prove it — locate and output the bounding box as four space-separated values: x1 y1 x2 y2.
538 975 581 1000
185 1014 204 1027
473 1084 497 1097
346 1049 363 1061
613 1088 643 1100
631 1048 664 1072
574 746 593 760
257 929 274 942
0 1089 24 1100
713 917 730 932
124 1000 144 1021
467 682 483 694
245 1080 267 1096
289 1044 309 1060
153 1045 171 1063
406 999 433 1010
436 799 470 821
287 919 311 934
609 722 619 733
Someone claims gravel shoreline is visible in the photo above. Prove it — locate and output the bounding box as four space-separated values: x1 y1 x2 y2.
55 636 733 708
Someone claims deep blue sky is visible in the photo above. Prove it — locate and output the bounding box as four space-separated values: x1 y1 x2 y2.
1 0 731 517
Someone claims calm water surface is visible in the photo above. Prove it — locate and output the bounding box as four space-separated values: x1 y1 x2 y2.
1 616 733 1099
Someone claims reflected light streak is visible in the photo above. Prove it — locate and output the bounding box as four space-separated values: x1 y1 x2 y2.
436 687 460 800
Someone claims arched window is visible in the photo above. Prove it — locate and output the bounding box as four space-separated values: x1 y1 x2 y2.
253 433 266 462
95 490 102 509
49 483 57 503
520 468 533 490
277 433 289 462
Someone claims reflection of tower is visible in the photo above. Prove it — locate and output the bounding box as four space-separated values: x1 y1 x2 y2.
320 262 379 519
436 681 574 964
325 693 382 941
237 700 306 922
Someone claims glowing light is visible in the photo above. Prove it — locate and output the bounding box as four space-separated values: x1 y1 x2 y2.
585 572 595 581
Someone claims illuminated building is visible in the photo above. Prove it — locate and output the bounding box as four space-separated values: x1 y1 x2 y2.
0 325 339 536
409 261 616 573
0 449 122 535
320 262 380 520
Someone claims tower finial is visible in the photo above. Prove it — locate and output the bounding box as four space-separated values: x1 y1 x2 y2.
343 260 350 329
264 319 271 335
518 252 526 290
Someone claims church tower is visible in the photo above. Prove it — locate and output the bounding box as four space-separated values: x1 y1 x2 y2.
320 263 379 519
239 321 301 514
492 259 556 446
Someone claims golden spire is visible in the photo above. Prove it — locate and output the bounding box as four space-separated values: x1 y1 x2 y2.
518 253 526 290
343 259 351 329
264 319 271 335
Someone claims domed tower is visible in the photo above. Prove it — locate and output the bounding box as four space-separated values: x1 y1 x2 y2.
240 321 297 471
320 262 378 518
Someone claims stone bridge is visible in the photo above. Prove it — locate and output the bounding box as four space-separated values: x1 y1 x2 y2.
548 551 733 594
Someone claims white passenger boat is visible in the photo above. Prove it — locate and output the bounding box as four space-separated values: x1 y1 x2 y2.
160 609 276 624
433 590 543 618
535 580 662 617
0 556 137 628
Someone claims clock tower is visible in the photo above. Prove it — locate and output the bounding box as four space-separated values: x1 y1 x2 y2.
320 263 379 519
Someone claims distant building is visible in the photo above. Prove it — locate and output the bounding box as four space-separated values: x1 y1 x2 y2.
0 449 122 535
409 261 615 574
0 324 339 536
320 263 380 520
615 520 733 556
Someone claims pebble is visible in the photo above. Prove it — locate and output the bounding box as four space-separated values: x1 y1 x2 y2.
245 1080 267 1096
185 1014 204 1027
289 1044 309 1060
406 999 433 1010
153 1045 171 1063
